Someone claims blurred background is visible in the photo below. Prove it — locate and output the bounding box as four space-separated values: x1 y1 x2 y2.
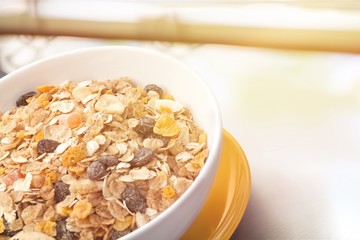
1 0 360 239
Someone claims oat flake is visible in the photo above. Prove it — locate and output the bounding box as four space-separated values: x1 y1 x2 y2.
0 78 208 239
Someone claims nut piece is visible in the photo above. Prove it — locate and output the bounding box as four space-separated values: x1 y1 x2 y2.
16 91 37 107
87 161 107 180
54 181 70 203
37 139 60 154
130 148 154 168
134 117 155 136
121 186 147 213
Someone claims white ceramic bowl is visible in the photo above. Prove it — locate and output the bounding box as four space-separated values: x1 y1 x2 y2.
0 46 222 240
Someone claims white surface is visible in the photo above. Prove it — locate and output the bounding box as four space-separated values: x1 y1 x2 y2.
187 46 360 240
1 38 360 239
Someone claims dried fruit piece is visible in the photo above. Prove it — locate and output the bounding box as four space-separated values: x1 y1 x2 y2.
153 113 180 137
16 91 37 107
61 143 86 167
58 112 83 129
134 117 155 136
56 219 76 240
37 139 60 154
36 85 55 93
121 186 147 213
98 155 118 167
1 170 24 186
131 148 154 168
144 84 163 95
87 161 107 180
54 181 70 203
70 200 92 219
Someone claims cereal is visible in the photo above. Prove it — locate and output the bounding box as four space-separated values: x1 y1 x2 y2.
130 148 154 168
98 155 118 167
56 219 76 240
16 91 37 107
0 78 208 239
113 215 133 231
58 112 83 129
122 186 148 213
109 229 131 240
36 85 55 93
134 117 155 136
37 139 60 154
161 185 176 199
70 200 92 220
54 181 70 203
95 94 125 114
87 161 107 181
144 84 163 95
153 113 181 137
61 144 86 167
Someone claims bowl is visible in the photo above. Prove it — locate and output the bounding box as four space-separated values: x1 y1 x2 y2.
0 46 223 240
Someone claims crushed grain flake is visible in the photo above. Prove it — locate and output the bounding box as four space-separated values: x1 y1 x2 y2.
0 78 208 239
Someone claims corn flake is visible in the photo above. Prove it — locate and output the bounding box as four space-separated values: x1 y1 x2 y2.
153 113 181 137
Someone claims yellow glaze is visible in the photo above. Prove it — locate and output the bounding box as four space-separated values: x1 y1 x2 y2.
181 129 251 240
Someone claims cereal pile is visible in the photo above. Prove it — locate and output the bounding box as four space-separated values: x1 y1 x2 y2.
0 79 208 240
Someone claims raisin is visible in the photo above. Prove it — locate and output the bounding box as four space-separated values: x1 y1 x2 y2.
54 181 70 203
87 161 107 180
144 84 163 95
16 91 37 107
130 148 154 168
56 219 76 240
109 229 131 240
134 117 155 136
121 186 147 213
37 139 60 154
98 155 118 167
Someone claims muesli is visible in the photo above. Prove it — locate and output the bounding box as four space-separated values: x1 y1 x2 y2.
0 78 208 240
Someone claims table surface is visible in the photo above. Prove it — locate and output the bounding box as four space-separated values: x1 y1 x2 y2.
1 37 360 240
